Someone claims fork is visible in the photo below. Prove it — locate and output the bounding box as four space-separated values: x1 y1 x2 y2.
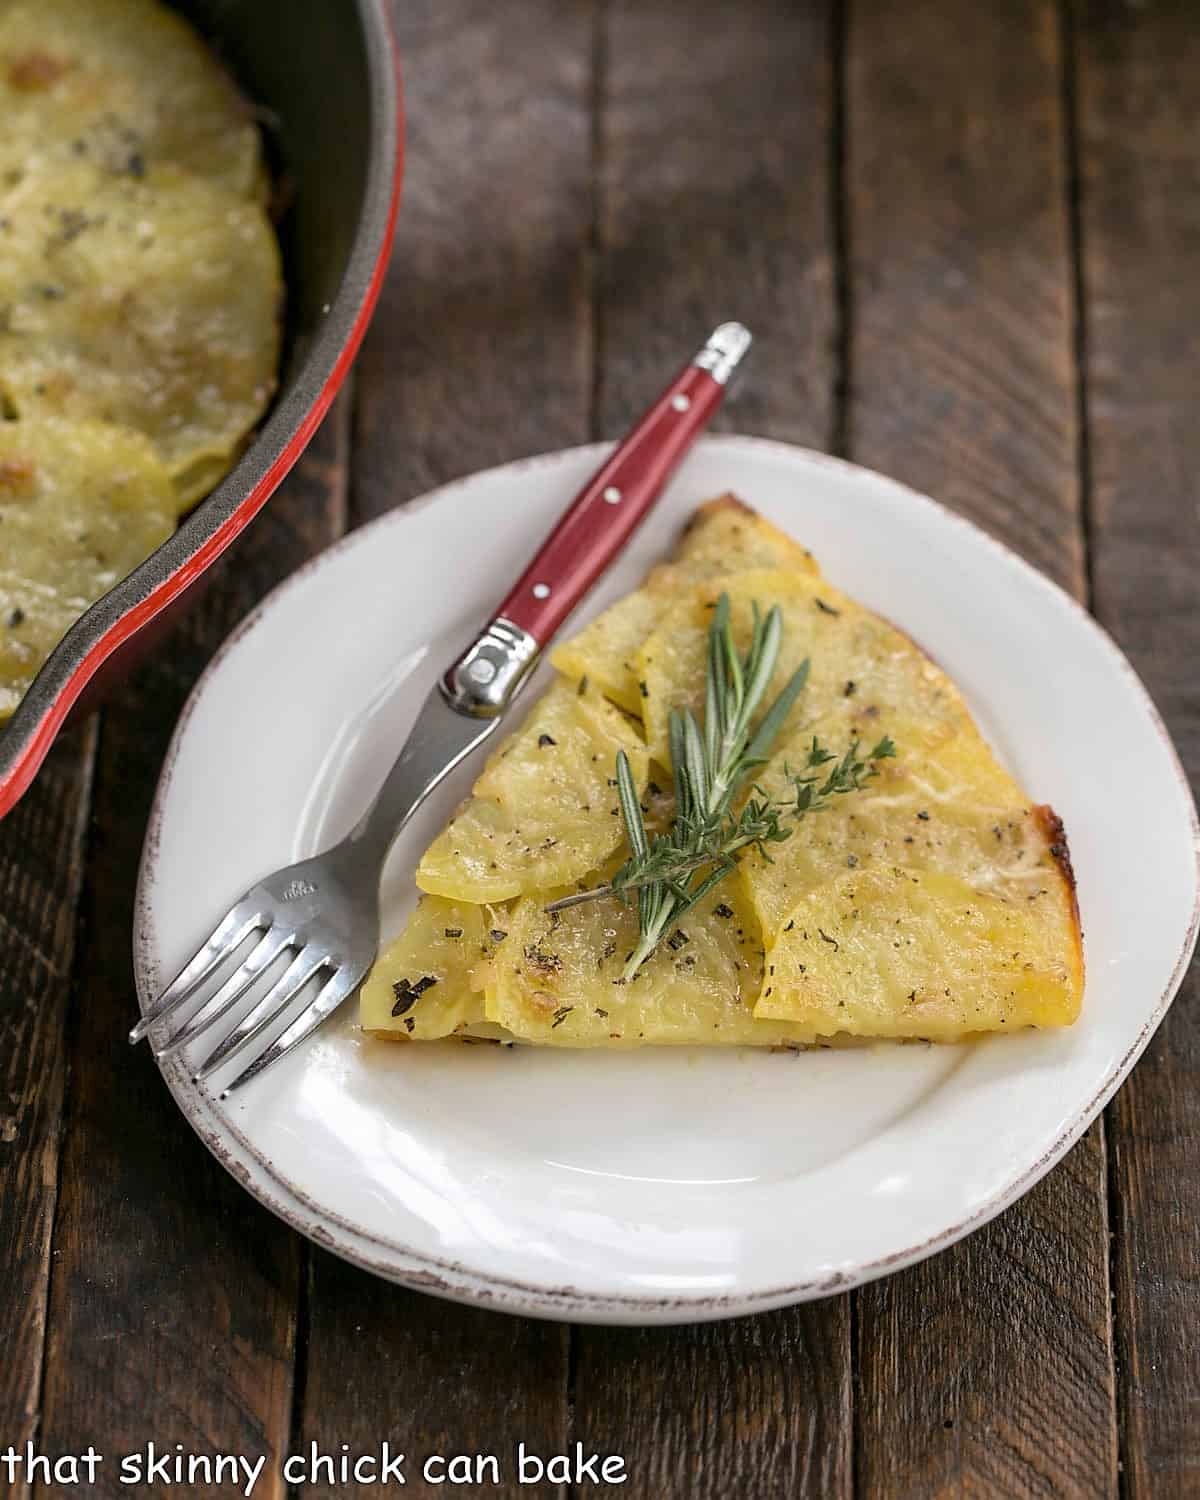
131 321 753 1094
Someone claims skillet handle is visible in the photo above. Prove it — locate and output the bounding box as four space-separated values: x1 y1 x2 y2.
441 321 752 719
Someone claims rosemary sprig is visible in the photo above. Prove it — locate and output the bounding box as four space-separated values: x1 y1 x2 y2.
546 593 895 980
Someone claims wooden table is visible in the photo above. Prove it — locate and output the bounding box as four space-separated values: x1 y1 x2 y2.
3 3 1197 1495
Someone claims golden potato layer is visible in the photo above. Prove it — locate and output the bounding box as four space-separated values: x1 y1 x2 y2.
416 679 650 903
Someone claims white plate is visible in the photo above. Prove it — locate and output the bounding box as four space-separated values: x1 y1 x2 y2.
135 437 1199 1325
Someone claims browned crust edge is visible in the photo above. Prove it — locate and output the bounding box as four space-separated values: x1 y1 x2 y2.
668 492 816 574
679 492 754 533
1033 803 1085 986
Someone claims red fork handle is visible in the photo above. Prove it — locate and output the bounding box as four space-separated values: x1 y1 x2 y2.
441 321 752 719
499 339 744 640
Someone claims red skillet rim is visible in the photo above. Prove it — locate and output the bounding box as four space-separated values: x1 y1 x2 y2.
0 0 404 820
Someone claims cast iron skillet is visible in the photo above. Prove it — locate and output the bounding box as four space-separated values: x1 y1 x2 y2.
0 0 403 818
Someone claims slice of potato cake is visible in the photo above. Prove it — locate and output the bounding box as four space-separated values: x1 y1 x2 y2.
364 496 1083 1046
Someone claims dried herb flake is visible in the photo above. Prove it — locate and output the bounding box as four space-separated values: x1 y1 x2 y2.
390 974 438 1016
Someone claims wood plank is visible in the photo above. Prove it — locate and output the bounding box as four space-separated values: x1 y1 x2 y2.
0 723 95 1500
573 1315 850 1500
593 0 836 446
297 1252 570 1499
572 5 849 1497
847 0 1085 596
1073 2 1200 1491
351 0 594 520
294 3 590 1491
846 4 1117 1496
34 396 351 1499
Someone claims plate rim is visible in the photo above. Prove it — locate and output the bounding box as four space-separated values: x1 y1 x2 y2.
134 435 1200 1324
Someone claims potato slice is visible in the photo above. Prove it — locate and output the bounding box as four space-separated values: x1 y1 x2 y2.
361 897 511 1041
0 159 282 509
549 589 663 716
486 876 817 1047
0 415 173 717
550 496 821 715
756 862 1082 1039
416 679 650 903
741 710 1067 938
0 0 262 197
635 567 972 763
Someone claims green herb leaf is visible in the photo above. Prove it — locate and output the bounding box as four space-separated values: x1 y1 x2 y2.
743 658 809 768
615 749 648 860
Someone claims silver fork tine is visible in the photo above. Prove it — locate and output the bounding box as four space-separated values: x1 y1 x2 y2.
220 965 362 1098
154 926 292 1059
129 902 263 1044
192 948 328 1081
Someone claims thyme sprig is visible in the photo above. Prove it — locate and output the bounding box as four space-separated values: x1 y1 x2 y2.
546 593 895 980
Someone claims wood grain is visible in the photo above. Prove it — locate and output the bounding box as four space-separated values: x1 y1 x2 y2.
846 0 1084 596
351 0 595 521
593 0 836 447
34 398 351 1500
571 5 849 1498
573 1314 850 1500
0 724 95 1500
298 1254 570 1499
846 2 1117 1494
292 3 592 1491
1074 1 1200 1491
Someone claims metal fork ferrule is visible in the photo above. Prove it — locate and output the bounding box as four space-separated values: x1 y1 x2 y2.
441 616 540 717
